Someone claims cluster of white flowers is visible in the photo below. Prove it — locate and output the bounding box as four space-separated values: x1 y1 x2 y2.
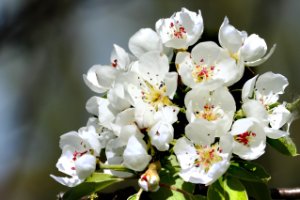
51 8 295 193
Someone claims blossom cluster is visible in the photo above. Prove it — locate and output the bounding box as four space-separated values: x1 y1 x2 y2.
51 8 296 196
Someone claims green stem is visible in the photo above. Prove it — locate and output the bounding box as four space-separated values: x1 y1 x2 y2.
234 109 245 119
136 188 143 200
98 162 134 173
286 98 300 112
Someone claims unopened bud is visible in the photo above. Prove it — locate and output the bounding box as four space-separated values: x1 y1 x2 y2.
138 161 161 192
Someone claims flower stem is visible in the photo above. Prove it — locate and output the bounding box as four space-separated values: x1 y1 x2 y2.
98 161 134 173
286 98 300 112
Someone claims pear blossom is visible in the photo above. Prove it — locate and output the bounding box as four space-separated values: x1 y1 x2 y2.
51 127 101 187
128 28 173 59
174 135 232 185
83 44 131 94
123 136 152 171
156 8 203 49
127 51 178 111
185 86 236 136
230 118 266 160
218 17 275 71
242 72 292 138
176 41 239 88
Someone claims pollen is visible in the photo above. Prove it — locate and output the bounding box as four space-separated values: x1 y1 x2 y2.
192 63 215 83
141 81 173 110
195 103 220 121
234 131 256 146
194 144 223 173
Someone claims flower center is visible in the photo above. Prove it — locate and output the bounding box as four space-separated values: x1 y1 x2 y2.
194 103 222 121
192 60 215 83
234 131 256 146
169 22 187 39
141 81 172 110
194 144 223 173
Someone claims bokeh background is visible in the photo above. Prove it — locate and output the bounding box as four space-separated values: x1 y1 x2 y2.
0 0 299 199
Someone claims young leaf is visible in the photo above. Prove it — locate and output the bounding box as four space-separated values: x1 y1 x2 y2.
62 173 123 200
227 160 271 183
207 176 248 200
267 136 298 156
241 181 271 200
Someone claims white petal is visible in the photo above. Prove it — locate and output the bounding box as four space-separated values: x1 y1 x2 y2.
137 51 169 84
240 34 267 62
149 121 174 151
110 44 130 70
123 136 152 171
50 174 82 187
85 96 101 116
191 42 221 66
174 137 197 170
256 72 289 98
83 65 118 93
78 126 102 155
75 154 96 179
218 17 246 53
176 52 197 88
164 72 178 99
245 44 276 66
269 105 292 129
154 106 179 124
129 28 162 58
241 75 258 101
135 103 156 129
60 131 83 150
107 83 131 111
242 100 268 121
185 120 215 145
264 127 289 139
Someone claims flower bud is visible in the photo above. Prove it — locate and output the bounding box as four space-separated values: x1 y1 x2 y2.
138 162 161 192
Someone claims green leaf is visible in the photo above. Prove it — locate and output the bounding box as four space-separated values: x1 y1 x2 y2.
267 136 298 156
63 173 123 200
241 181 271 200
207 176 248 200
227 160 271 183
127 194 137 200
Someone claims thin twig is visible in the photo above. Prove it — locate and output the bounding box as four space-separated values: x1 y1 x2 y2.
270 187 300 199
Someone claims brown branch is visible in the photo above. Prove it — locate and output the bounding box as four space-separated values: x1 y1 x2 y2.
270 187 300 199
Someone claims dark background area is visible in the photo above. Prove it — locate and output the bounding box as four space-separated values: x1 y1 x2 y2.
0 1 299 199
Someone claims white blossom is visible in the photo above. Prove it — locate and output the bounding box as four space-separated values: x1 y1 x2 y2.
185 86 236 136
230 118 266 160
242 72 292 138
156 8 203 49
51 128 101 187
174 135 232 185
219 17 275 67
176 42 239 88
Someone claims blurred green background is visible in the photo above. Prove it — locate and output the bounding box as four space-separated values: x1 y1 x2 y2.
0 0 299 199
